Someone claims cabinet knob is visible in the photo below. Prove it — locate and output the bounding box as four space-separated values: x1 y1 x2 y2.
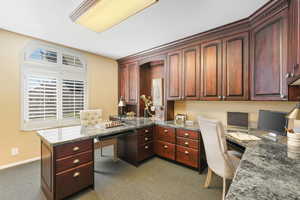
218 96 222 99
281 94 287 99
164 129 168 133
184 151 189 155
184 133 189 137
184 141 189 146
145 145 149 149
73 172 80 178
163 145 168 149
222 96 226 99
285 73 291 78
145 137 149 141
73 159 80 164
145 129 149 133
73 146 80 151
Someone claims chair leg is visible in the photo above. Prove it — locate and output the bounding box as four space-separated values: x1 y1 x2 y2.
113 142 118 162
204 168 213 188
222 178 230 200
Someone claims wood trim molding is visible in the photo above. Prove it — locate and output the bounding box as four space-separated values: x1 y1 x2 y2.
0 157 40 170
117 0 289 64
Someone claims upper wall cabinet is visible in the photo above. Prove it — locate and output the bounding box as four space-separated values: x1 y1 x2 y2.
288 0 300 78
200 40 222 101
119 62 139 104
183 46 200 100
167 50 183 100
251 10 288 100
167 46 200 101
222 32 249 100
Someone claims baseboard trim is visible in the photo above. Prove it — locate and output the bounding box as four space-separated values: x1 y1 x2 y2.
0 157 40 170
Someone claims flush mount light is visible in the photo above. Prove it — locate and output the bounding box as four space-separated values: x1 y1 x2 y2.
70 0 158 32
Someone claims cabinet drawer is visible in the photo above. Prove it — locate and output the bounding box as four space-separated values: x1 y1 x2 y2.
138 134 153 145
55 162 93 200
56 151 93 173
176 145 198 168
55 139 93 159
156 126 176 144
138 142 154 161
177 129 199 140
176 137 198 149
155 140 175 160
138 126 153 136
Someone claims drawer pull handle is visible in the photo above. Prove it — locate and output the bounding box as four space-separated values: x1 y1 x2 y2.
184 151 189 155
145 130 149 133
184 142 189 146
73 172 80 178
73 159 80 164
164 129 168 133
145 145 149 149
163 145 168 149
184 133 189 137
145 137 149 141
73 146 80 151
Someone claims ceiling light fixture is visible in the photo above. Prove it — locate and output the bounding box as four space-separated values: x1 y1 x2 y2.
70 0 158 32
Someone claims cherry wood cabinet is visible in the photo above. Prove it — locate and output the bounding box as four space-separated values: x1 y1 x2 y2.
222 32 249 100
251 10 288 100
288 0 300 78
167 50 183 100
200 40 222 100
118 62 139 104
183 46 200 100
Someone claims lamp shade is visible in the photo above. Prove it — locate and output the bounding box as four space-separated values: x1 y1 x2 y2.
70 0 158 32
118 99 126 107
287 103 300 120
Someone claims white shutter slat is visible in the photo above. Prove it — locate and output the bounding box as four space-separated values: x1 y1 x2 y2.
62 54 84 68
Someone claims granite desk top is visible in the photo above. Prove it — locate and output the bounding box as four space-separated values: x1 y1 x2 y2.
226 141 300 200
37 117 201 146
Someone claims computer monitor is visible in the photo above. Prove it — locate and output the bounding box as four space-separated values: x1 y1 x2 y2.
257 110 288 136
227 112 249 129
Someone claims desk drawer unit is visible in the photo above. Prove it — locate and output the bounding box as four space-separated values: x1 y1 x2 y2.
155 126 176 144
176 146 198 168
55 140 93 159
55 150 93 173
155 140 175 160
138 142 154 161
176 137 199 150
55 162 93 200
177 129 198 140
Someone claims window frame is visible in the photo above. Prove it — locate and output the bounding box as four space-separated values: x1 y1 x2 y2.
21 41 88 131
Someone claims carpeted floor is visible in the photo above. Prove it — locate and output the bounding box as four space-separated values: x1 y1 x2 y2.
0 146 223 200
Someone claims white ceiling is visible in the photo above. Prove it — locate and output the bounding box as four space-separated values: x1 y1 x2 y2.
0 0 269 59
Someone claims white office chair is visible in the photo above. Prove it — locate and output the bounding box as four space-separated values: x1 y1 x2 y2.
198 116 241 200
80 109 118 161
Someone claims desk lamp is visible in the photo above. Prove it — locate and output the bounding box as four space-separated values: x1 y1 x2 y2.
118 97 126 116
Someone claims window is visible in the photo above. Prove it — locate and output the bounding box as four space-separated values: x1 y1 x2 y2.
21 41 87 131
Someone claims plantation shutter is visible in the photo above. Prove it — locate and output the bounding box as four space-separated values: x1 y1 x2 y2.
25 75 58 124
62 79 85 119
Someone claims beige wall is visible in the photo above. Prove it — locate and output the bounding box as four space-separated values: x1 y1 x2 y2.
175 101 298 128
0 29 118 167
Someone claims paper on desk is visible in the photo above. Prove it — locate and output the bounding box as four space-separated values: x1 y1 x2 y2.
226 132 261 141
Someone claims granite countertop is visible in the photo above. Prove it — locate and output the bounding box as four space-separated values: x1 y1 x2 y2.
37 117 201 146
226 141 300 200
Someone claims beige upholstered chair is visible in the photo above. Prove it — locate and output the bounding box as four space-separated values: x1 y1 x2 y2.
198 116 241 200
80 110 118 161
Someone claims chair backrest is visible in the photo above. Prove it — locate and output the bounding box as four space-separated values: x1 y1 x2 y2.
80 109 102 126
198 116 234 178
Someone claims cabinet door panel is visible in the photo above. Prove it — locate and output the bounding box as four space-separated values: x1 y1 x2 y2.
183 46 200 100
119 64 128 101
201 40 222 100
223 32 249 100
127 62 139 104
251 11 288 100
167 51 182 100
